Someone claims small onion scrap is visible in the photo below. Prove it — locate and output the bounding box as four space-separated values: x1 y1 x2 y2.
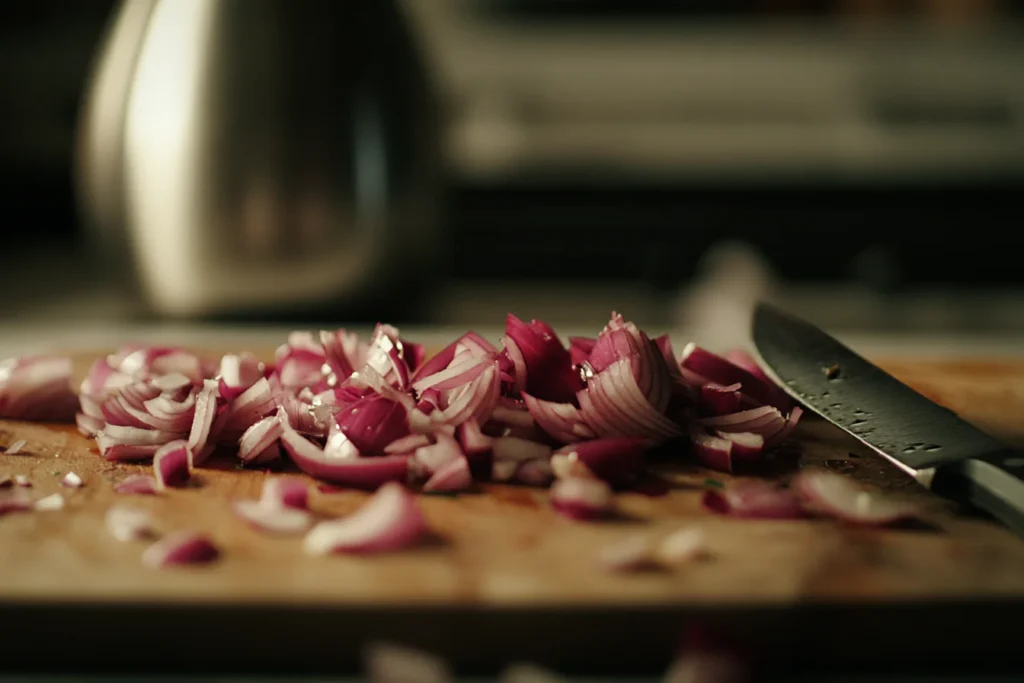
550 477 615 521
0 488 33 516
4 439 27 456
60 471 84 489
142 531 220 568
233 499 312 535
702 480 805 520
260 477 309 510
105 505 157 542
304 482 428 555
34 493 64 511
153 440 192 489
793 469 920 525
115 474 161 495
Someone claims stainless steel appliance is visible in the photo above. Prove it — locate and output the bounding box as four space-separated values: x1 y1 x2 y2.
77 0 440 318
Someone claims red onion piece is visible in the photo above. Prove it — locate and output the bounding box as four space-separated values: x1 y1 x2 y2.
61 472 84 488
513 457 554 486
149 372 193 393
0 488 32 515
792 469 919 525
702 480 804 519
413 432 463 477
260 476 309 510
385 433 432 455
501 336 529 395
153 440 192 489
550 453 594 480
689 428 733 473
550 477 615 520
106 505 156 542
100 443 161 462
492 436 551 464
698 383 743 416
4 439 27 455
217 352 265 401
767 406 803 446
422 456 472 493
0 476 11 489
213 377 276 439
680 343 791 411
304 482 428 554
274 333 328 390
504 313 580 403
428 362 501 429
14 474 30 487
522 393 595 444
579 359 681 441
76 413 105 437
238 415 283 463
142 531 219 568
279 410 409 489
362 325 412 391
655 527 706 564
34 493 64 511
0 355 78 421
700 406 785 436
715 431 764 462
233 499 312 535
115 474 161 495
490 403 535 430
320 329 368 384
455 418 493 480
598 534 658 573
553 437 646 487
568 336 596 367
338 395 411 455
723 348 772 385
491 460 518 482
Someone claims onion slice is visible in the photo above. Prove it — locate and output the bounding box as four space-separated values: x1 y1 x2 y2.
106 505 157 542
689 428 733 473
238 415 283 463
260 477 309 510
304 482 428 554
702 480 804 519
715 431 763 461
422 456 472 493
550 477 615 520
153 440 192 489
142 531 220 567
14 474 31 487
553 437 646 487
115 474 161 495
792 469 919 525
233 499 312 535
4 439 27 456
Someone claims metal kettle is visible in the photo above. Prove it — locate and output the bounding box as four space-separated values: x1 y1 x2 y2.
77 0 440 319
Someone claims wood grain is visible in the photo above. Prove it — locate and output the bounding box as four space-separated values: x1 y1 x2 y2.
2 352 1024 673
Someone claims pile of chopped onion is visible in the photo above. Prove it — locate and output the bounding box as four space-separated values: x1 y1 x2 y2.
0 312 804 502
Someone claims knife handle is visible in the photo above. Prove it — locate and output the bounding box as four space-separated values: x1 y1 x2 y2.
931 455 1024 537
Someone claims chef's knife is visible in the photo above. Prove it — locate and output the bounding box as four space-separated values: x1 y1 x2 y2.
752 302 1024 536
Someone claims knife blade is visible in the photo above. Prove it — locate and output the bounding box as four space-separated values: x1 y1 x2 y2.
752 302 1024 536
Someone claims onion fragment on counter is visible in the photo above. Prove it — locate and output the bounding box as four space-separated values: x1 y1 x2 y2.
233 499 312 535
153 440 192 489
793 469 920 525
106 505 157 542
655 527 707 565
0 488 33 515
34 493 64 511
304 482 428 555
60 472 84 488
598 534 659 573
14 474 31 487
115 474 160 495
550 477 615 520
4 439 27 456
260 477 309 510
422 456 472 493
142 531 219 568
0 355 78 421
702 480 805 520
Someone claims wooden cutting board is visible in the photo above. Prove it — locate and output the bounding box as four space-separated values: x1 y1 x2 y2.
2 352 1024 675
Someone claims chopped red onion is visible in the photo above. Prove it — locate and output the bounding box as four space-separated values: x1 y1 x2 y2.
304 482 427 554
238 415 283 463
568 336 596 368
61 472 84 488
320 328 369 384
4 439 27 455
115 474 161 495
680 343 790 411
0 355 78 421
550 477 615 520
14 474 30 487
492 436 551 463
698 382 742 416
337 395 410 455
513 457 554 486
0 488 33 515
700 406 786 437
413 432 463 477
106 505 156 541
385 432 432 455
689 428 733 473
714 431 764 462
522 393 595 444
553 437 646 486
578 359 681 441
279 410 409 489
422 456 472 493
504 313 580 403
233 499 312 535
655 527 706 564
187 381 218 463
0 476 10 488
491 460 518 482
217 352 265 400
142 530 220 567
153 440 192 489
792 469 919 525
598 534 658 573
34 493 64 511
260 476 309 510
723 348 772 385
702 480 804 519
550 453 595 480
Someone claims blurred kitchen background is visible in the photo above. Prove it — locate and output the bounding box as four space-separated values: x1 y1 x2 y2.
2 0 1023 344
